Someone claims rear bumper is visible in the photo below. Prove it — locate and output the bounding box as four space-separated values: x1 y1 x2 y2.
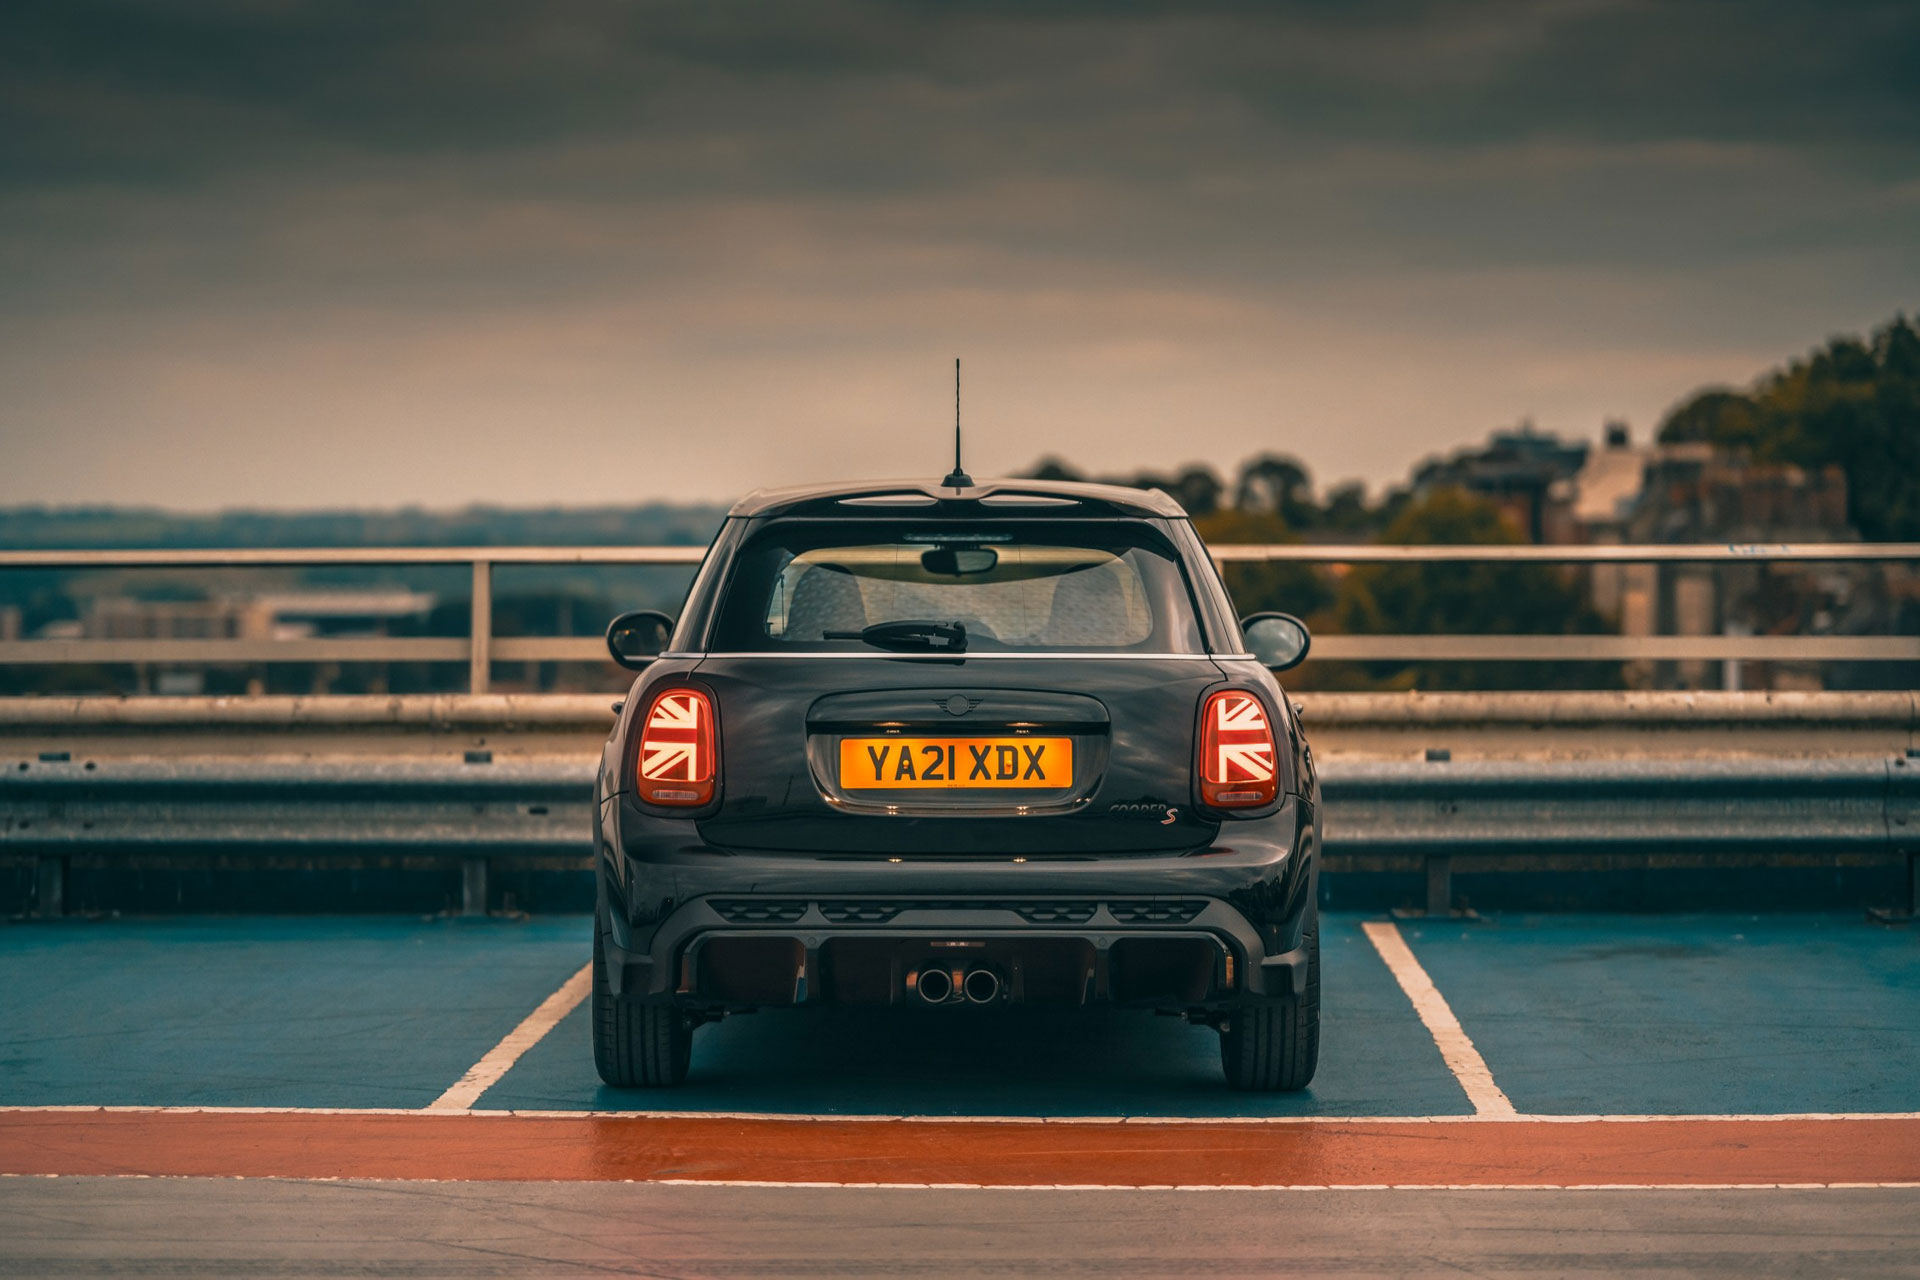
597 795 1317 1011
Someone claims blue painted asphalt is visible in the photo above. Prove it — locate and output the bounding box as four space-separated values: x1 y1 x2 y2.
1398 914 1920 1116
0 917 584 1109
2 913 1915 1117
479 915 1467 1117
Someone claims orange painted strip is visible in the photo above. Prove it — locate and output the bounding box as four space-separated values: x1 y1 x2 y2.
4 1112 1919 1186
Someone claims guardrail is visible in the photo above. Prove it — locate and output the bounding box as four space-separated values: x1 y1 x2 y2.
1330 755 1918 916
3 543 1918 691
3 691 1915 916
6 754 1914 919
3 690 1915 758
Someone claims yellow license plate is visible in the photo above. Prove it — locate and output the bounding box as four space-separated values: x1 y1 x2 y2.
839 737 1073 789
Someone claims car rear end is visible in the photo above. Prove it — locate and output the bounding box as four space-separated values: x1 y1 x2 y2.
593 482 1320 1089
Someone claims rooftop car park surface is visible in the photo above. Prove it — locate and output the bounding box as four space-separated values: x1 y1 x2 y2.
0 916 588 1111
3 911 1916 1126
1396 914 1920 1117
6 910 1919 1277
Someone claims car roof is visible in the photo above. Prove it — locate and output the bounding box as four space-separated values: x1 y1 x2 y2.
727 477 1189 520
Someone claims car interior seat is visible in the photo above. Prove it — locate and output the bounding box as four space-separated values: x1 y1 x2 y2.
782 564 869 641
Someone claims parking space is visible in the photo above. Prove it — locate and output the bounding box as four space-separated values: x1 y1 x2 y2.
1397 914 1920 1117
478 915 1468 1117
0 916 584 1109
2 912 1916 1121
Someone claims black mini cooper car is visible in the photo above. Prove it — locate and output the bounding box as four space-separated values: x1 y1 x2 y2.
592 477 1321 1090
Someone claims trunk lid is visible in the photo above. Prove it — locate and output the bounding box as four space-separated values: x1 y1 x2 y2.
693 655 1225 855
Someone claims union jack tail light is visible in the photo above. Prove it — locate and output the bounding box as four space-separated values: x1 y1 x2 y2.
1199 690 1279 808
635 688 717 807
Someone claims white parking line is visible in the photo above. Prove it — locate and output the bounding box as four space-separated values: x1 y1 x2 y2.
1362 921 1516 1118
8 1173 1915 1190
648 1179 1920 1192
8 1105 1920 1124
426 964 592 1112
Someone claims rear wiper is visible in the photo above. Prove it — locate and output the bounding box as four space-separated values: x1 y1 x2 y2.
824 619 968 653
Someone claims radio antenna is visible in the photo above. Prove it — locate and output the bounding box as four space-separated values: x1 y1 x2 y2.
942 356 972 488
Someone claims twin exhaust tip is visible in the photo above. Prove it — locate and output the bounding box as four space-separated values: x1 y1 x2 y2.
963 968 1001 1004
914 965 1000 1005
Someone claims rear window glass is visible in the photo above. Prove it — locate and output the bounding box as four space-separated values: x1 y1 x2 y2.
709 521 1206 653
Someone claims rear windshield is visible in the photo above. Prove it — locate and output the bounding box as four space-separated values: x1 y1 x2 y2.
709 520 1206 653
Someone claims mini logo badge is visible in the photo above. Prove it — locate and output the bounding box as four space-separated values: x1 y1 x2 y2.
940 695 982 716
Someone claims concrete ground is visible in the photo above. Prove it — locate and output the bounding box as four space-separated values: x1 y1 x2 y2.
2 911 1917 1275
5 1181 1918 1278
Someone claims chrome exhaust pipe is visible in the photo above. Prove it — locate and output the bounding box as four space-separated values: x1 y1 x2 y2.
962 968 1001 1004
915 966 954 1004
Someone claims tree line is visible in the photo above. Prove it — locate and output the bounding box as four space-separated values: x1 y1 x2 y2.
1019 309 1920 687
1018 455 1609 690
1657 313 1919 541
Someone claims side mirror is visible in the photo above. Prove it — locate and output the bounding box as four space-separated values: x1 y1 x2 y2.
606 609 675 669
1241 611 1311 672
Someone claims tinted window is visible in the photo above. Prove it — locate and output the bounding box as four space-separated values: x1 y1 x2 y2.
710 521 1206 653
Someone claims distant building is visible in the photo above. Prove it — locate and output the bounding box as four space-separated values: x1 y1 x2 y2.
78 589 436 694
1569 423 1646 535
85 598 251 642
1561 427 1862 690
1566 423 1656 630
245 591 439 641
1410 421 1589 542
82 589 435 643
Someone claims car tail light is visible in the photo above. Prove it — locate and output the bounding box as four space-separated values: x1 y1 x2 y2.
635 688 716 807
1199 690 1278 808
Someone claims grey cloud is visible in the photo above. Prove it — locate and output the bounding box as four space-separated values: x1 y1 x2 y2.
0 0 1914 509
8 2 1916 187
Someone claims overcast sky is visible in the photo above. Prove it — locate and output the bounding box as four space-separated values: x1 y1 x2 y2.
3 0 1916 510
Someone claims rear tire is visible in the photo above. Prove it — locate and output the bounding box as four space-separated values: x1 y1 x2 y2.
592 923 691 1088
1220 908 1319 1091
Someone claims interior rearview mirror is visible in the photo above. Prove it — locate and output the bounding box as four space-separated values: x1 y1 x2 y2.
921 545 998 576
605 609 675 669
1241 611 1311 672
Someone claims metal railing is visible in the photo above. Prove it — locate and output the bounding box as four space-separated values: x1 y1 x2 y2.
0 546 701 694
2 542 1917 691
